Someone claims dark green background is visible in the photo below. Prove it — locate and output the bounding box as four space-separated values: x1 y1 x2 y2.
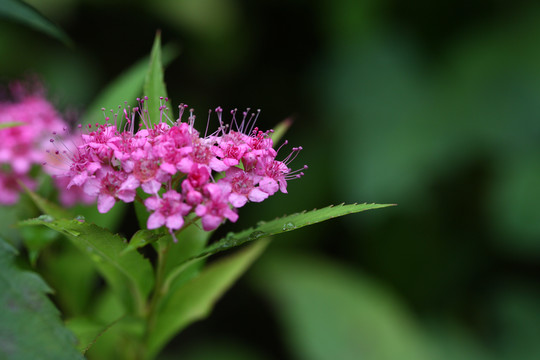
2 0 540 359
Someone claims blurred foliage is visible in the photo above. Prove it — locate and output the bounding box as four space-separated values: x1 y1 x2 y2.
2 0 540 359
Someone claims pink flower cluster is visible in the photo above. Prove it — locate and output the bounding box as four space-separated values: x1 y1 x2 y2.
0 83 91 206
55 98 306 236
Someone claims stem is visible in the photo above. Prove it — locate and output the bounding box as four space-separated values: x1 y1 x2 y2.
142 237 171 359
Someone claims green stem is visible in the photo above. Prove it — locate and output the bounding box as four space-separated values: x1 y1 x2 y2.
142 237 171 359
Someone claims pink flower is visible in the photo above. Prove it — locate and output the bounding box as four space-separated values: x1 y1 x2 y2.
58 98 305 233
181 164 211 206
144 190 191 236
220 167 268 208
195 183 238 231
83 167 136 213
0 84 69 205
0 172 35 205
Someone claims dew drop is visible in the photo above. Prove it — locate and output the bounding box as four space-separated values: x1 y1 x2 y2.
37 215 54 223
248 231 266 241
74 215 85 223
282 222 296 231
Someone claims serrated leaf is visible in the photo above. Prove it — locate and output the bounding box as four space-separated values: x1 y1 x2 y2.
81 41 178 126
173 203 393 274
0 0 72 46
19 217 154 314
143 31 169 128
146 239 269 358
0 238 84 360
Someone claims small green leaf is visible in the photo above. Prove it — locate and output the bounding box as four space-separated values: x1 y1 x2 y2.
270 117 294 144
38 242 97 317
23 185 73 220
121 229 162 255
0 0 72 46
0 238 84 360
175 203 393 273
144 31 169 128
0 121 24 129
65 317 105 353
161 221 214 293
146 239 269 358
81 42 178 126
19 217 154 314
67 314 145 359
19 225 60 265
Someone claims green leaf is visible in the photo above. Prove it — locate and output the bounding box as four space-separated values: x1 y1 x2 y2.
121 229 162 255
143 31 169 128
252 253 433 360
65 317 105 353
0 238 83 360
81 41 178 126
0 121 23 129
38 241 97 317
270 117 293 144
175 203 392 273
71 201 127 233
0 0 72 46
67 314 145 359
146 239 269 358
161 221 214 293
135 188 152 230
19 225 60 266
23 185 73 220
19 217 154 314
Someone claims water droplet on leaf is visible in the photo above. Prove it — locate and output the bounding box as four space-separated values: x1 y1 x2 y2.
74 215 85 223
282 222 296 231
248 231 266 241
37 215 54 223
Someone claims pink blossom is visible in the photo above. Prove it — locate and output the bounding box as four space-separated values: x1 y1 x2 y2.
144 190 191 236
58 98 305 234
221 167 268 208
195 183 238 231
83 167 136 213
0 85 70 205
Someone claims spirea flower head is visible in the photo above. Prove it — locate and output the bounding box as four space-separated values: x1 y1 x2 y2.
53 97 307 238
0 81 89 205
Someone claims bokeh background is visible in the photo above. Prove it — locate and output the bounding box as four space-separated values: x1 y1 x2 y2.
2 0 540 359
